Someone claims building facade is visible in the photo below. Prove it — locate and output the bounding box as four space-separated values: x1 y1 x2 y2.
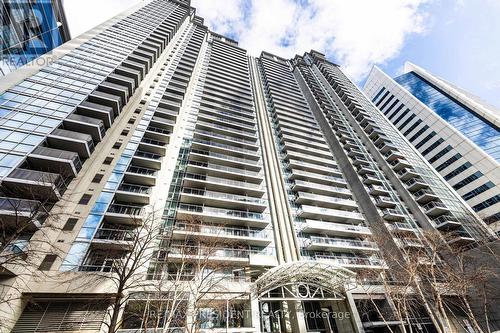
0 1 497 332
364 63 500 232
1 0 70 76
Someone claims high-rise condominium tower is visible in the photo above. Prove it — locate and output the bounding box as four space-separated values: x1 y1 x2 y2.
364 63 500 232
1 0 71 76
0 1 497 332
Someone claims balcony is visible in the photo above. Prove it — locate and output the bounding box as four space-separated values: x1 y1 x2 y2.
382 209 405 221
27 146 81 178
167 245 253 265
146 124 172 142
290 170 347 187
133 150 162 169
2 168 66 201
396 169 418 181
288 159 339 176
183 173 264 197
351 156 370 166
64 113 105 143
384 151 404 162
176 203 270 227
91 228 135 250
124 166 157 186
186 159 262 182
301 219 371 237
362 174 382 185
180 187 267 212
0 197 44 230
292 180 352 198
314 254 386 269
375 197 397 208
405 178 428 192
171 222 272 246
307 236 378 252
116 183 151 204
47 128 94 159
423 201 450 217
76 100 114 128
295 192 356 209
192 138 260 159
357 166 376 175
190 148 261 170
433 215 462 230
386 222 416 233
347 148 363 157
297 205 364 224
396 238 425 249
413 189 438 204
105 204 145 225
368 185 390 196
447 231 475 246
389 159 411 171
139 137 167 155
376 143 396 154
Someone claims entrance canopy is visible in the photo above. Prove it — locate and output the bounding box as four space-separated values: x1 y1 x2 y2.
253 260 356 299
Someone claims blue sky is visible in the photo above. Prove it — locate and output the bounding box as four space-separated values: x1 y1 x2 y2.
65 0 500 109
376 0 500 109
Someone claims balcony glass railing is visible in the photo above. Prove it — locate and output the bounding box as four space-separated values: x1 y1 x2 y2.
309 236 377 249
177 203 270 222
107 203 145 216
184 173 262 189
182 187 266 205
313 254 384 266
197 120 257 138
192 138 259 156
126 166 157 176
190 148 261 166
135 150 161 160
117 183 151 194
195 128 257 146
173 222 270 239
423 201 447 210
147 126 171 135
187 160 261 177
433 215 459 224
94 228 136 241
141 138 167 146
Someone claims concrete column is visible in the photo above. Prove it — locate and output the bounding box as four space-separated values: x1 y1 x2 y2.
250 294 261 333
286 301 308 333
346 292 365 333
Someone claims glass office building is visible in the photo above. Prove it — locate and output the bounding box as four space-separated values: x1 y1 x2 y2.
0 1 497 332
1 0 70 76
365 63 500 232
394 72 500 162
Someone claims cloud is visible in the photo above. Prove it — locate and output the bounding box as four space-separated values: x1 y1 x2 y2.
192 0 431 81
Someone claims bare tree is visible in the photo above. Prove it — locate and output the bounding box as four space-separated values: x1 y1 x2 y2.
354 229 499 333
118 216 249 333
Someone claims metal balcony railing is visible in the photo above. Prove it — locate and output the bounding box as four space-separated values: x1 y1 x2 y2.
313 254 384 266
117 183 151 194
141 138 167 146
177 203 270 222
107 203 144 216
309 236 377 249
173 222 270 239
182 187 266 205
192 138 259 156
126 166 157 176
94 228 136 241
135 150 161 160
187 160 261 177
184 173 262 190
195 128 257 146
147 126 171 135
190 148 261 166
